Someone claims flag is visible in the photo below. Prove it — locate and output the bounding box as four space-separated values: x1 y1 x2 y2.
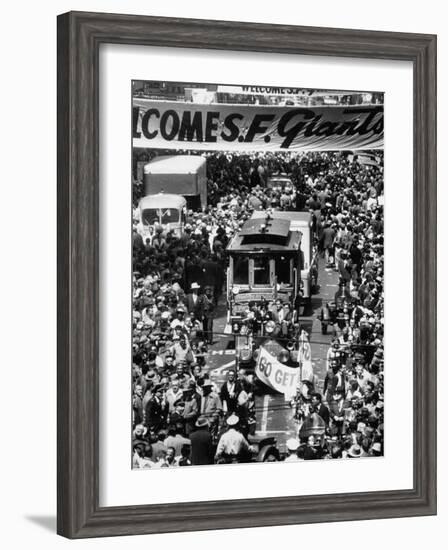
298 331 314 383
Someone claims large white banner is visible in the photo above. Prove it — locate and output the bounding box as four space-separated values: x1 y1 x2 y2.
255 347 301 398
133 99 383 152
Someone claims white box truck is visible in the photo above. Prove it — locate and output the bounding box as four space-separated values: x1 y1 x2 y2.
144 155 207 211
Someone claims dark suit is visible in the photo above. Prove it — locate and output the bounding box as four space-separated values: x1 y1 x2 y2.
144 397 167 432
321 227 335 249
337 260 352 283
202 294 215 344
185 293 204 318
314 403 330 426
202 259 220 290
185 261 203 289
324 370 346 403
329 398 346 436
190 427 214 465
220 381 243 414
349 243 363 268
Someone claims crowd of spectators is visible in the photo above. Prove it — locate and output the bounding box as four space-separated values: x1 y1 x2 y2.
132 148 384 467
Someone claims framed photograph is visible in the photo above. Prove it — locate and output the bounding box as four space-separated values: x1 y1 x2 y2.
57 11 437 538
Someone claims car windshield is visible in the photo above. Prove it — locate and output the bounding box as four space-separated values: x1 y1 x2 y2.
142 208 179 225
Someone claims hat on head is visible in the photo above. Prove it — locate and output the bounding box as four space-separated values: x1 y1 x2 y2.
134 424 148 436
286 438 300 452
191 282 201 290
357 422 367 433
347 444 362 458
371 442 382 455
195 416 209 428
226 414 239 426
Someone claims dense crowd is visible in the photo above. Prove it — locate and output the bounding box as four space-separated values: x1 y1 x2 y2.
132 149 384 468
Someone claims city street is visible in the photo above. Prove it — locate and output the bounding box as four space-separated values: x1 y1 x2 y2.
203 256 340 452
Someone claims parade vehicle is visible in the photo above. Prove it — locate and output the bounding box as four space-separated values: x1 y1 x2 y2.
251 210 318 312
144 154 207 211
136 193 186 239
226 211 304 327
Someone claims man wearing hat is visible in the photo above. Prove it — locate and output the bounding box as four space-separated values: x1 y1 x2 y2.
328 388 346 438
220 370 245 416
163 424 191 458
320 220 336 266
144 384 168 433
182 382 199 436
324 361 346 403
189 417 214 465
284 438 301 462
326 341 342 372
370 442 382 457
347 444 362 458
202 286 216 345
170 307 187 330
186 282 204 319
199 379 222 438
310 392 330 426
334 279 351 309
162 353 176 375
165 379 184 413
171 336 194 366
215 414 251 463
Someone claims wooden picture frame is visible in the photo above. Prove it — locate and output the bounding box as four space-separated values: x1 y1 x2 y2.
57 11 437 538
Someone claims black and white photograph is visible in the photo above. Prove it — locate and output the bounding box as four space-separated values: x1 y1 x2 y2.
0 1 440 545
131 80 385 468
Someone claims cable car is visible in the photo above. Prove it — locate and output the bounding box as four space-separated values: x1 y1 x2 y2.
226 211 303 327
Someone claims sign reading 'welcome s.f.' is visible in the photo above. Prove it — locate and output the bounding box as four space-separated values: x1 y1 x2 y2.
133 99 383 152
